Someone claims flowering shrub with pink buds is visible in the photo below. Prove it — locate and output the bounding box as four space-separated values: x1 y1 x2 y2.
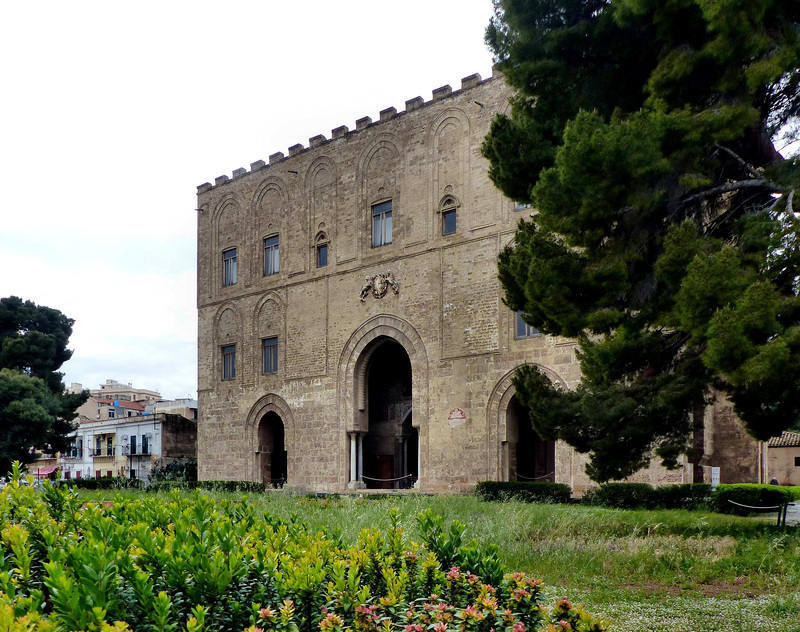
0 463 608 632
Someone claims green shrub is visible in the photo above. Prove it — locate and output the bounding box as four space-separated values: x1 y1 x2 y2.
149 458 197 482
711 484 793 515
475 480 572 503
582 482 658 509
0 462 607 632
60 476 144 490
784 486 800 501
653 483 713 510
147 479 264 493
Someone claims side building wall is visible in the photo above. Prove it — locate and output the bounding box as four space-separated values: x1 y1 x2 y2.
196 72 750 493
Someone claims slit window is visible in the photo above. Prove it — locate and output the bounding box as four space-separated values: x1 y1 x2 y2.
317 242 328 267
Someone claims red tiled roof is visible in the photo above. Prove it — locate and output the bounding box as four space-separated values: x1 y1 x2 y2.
768 431 800 447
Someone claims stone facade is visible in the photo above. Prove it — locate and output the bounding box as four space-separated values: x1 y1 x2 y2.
195 71 755 493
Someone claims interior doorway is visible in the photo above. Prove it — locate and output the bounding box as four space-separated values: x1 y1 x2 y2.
362 339 417 489
506 394 555 482
257 411 287 487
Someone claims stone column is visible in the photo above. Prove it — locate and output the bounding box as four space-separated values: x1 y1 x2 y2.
349 433 357 483
357 433 364 482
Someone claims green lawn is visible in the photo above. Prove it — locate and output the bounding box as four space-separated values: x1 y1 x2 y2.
80 489 800 632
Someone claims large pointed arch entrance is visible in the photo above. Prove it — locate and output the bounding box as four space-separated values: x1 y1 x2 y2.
257 411 287 487
245 393 295 488
339 315 428 490
506 394 555 482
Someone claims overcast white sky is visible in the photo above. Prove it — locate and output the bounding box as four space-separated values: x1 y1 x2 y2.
0 1 496 399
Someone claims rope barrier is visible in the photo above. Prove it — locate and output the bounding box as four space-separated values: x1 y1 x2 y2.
360 474 416 482
516 471 554 481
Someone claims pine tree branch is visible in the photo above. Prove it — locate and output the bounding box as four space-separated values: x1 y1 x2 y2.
681 178 782 207
713 144 762 179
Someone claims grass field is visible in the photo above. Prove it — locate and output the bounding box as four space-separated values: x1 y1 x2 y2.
79 490 800 631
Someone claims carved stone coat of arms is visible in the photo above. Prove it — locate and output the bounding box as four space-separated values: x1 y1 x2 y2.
359 271 400 302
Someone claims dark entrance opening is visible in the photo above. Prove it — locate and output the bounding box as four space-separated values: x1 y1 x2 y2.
363 339 417 489
507 394 555 482
258 411 287 487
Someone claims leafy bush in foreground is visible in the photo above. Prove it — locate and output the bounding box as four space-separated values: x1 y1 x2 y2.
581 483 658 509
0 463 607 632
60 476 144 490
475 481 572 504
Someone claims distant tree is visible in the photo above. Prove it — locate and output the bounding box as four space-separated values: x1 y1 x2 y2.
483 0 800 481
0 297 87 474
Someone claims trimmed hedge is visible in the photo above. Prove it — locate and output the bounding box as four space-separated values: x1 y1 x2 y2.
59 477 144 490
147 479 264 493
475 481 572 503
654 483 713 510
581 482 658 509
710 484 792 515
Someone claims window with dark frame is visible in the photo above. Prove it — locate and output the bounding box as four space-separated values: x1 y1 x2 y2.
222 344 236 380
317 242 328 267
442 208 457 235
142 435 149 454
130 435 137 455
372 200 393 247
262 337 278 374
264 235 279 275
515 311 540 338
223 248 237 286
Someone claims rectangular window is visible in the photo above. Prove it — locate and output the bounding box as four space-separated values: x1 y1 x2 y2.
515 311 539 338
142 436 149 454
222 344 236 380
264 235 279 275
442 209 457 235
317 242 328 267
108 409 115 419
795 456 800 467
130 436 137 455
65 471 71 480
372 200 393 247
96 437 101 455
263 337 278 374
76 471 81 479
223 248 237 286
107 437 113 455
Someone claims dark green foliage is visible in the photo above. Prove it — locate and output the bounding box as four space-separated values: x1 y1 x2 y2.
485 0 800 480
474 480 572 504
0 297 88 475
582 482 714 510
711 484 792 515
61 477 145 490
653 483 713 510
149 458 198 482
582 483 659 510
147 480 264 493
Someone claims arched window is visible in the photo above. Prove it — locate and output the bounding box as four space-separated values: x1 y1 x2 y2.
439 195 459 236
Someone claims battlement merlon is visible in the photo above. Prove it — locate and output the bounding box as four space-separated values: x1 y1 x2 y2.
196 70 500 195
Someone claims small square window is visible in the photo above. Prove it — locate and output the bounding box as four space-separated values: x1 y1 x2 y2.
515 311 539 338
223 248 237 286
442 209 457 235
222 344 236 380
795 456 800 467
372 200 393 247
264 235 279 276
317 242 328 267
262 337 278 374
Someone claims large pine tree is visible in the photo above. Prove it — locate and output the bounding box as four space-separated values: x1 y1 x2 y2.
0 297 87 475
483 0 800 481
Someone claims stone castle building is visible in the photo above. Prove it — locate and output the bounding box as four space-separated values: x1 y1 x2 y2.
196 71 766 493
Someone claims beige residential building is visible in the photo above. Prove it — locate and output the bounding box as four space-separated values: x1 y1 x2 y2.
196 71 763 493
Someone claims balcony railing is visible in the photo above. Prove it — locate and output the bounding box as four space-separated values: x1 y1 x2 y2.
90 448 116 458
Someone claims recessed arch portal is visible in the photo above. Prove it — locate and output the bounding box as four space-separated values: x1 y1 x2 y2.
245 393 295 486
338 315 428 489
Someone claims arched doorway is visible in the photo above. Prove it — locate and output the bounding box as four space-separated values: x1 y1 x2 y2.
257 411 287 487
506 394 555 482
361 339 417 489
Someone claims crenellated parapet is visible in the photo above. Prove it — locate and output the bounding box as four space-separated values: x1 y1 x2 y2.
196 71 499 194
